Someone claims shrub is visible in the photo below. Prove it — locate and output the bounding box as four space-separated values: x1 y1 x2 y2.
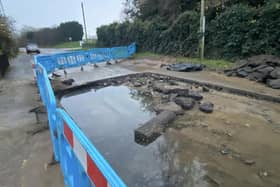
206 4 256 58
158 11 199 56
97 1 280 59
0 16 17 57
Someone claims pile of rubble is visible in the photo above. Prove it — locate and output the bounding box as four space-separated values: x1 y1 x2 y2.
131 78 214 145
152 83 213 114
225 55 280 89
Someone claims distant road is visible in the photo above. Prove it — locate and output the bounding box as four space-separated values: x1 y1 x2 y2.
19 47 81 54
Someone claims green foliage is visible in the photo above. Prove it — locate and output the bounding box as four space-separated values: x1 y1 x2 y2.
207 1 280 58
133 52 234 70
97 11 199 56
97 0 280 59
53 41 80 49
18 21 83 46
206 4 256 58
0 16 17 57
157 11 199 56
59 21 83 41
245 0 280 56
124 0 200 21
82 39 97 49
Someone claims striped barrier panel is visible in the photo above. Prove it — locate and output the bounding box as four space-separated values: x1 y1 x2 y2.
34 43 136 187
31 61 37 80
56 109 126 187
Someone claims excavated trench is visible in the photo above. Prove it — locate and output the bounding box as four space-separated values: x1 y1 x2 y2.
57 73 280 187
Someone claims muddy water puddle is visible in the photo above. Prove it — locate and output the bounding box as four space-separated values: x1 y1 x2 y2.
60 75 280 187
61 85 214 187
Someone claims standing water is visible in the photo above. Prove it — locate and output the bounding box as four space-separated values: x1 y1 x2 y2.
61 85 209 187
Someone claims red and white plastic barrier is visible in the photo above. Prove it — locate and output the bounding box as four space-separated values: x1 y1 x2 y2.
64 122 110 187
32 61 37 80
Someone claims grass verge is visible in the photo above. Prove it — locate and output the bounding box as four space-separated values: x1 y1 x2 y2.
53 40 97 50
53 41 81 49
133 52 234 70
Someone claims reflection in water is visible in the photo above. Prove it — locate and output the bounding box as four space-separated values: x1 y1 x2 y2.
157 137 209 187
61 85 210 186
130 89 154 112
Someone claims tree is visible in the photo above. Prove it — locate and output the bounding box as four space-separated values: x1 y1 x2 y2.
0 16 17 57
59 21 83 41
18 21 84 46
123 0 200 21
123 0 139 19
26 31 34 41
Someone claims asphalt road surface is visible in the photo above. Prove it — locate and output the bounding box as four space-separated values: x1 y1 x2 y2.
0 51 64 187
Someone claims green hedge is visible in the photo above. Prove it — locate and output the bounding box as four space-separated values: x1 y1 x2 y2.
0 16 17 57
97 1 280 59
207 2 280 59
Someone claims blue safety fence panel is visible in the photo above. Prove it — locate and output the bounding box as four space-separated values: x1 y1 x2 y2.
33 43 135 187
87 48 111 63
56 109 126 187
53 50 89 69
34 62 60 161
111 43 136 60
35 55 55 75
36 43 136 74
127 43 136 56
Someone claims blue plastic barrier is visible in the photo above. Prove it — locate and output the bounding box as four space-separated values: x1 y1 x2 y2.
36 43 136 74
34 43 136 187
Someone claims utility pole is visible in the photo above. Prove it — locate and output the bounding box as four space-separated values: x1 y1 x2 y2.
81 1 88 41
200 0 205 60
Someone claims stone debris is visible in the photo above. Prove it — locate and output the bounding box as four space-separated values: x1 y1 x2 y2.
174 97 195 110
243 159 256 166
154 102 184 115
225 55 280 89
134 111 176 145
133 81 142 87
153 84 189 96
90 74 216 145
62 78 75 86
267 79 280 89
51 72 62 78
199 102 214 113
220 146 230 155
244 123 251 128
258 171 269 178
202 86 210 92
188 90 203 101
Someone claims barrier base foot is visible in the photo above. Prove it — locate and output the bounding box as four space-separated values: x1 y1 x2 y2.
47 153 59 166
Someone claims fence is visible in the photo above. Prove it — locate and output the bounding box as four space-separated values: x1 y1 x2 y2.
34 43 136 187
36 43 136 74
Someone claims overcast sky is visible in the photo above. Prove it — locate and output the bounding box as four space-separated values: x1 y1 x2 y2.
2 0 124 36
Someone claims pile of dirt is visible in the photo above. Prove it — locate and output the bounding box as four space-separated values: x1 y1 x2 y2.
225 55 280 89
